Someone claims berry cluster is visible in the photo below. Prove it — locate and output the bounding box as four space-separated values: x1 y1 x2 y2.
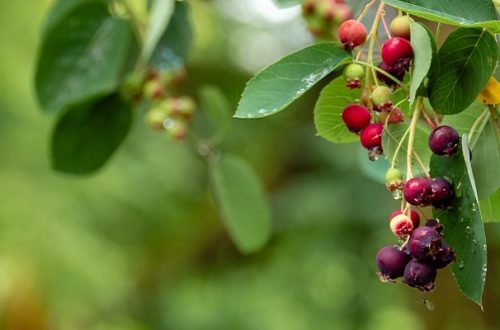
338 16 414 161
301 0 353 39
377 125 461 292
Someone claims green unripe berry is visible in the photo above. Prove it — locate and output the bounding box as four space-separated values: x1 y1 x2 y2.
164 118 187 141
371 86 393 111
343 63 364 89
385 168 404 192
390 16 411 40
143 79 164 100
145 107 168 131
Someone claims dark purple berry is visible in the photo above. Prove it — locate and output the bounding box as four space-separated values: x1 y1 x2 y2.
431 242 456 269
428 125 460 156
376 246 411 281
424 219 443 232
377 62 405 87
430 177 454 209
403 177 432 206
408 226 442 261
404 259 437 292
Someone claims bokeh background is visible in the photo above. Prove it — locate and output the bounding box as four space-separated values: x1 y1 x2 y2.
1 0 500 329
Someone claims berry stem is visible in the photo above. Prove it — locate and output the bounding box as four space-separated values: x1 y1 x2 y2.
380 9 392 38
390 125 410 168
420 106 437 129
353 60 407 89
435 22 442 43
406 98 423 179
117 0 145 44
357 0 378 22
413 151 430 178
366 2 386 86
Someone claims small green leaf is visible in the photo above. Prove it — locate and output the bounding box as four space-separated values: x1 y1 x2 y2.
429 28 498 115
141 0 175 63
480 189 500 223
36 2 134 115
209 154 272 254
430 136 487 307
409 22 433 107
313 76 361 144
382 0 500 33
150 1 193 71
235 43 351 118
51 94 133 174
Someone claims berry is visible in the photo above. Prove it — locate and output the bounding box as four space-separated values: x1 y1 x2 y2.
343 63 364 89
371 86 393 111
408 226 442 261
341 104 371 133
145 106 168 131
403 177 432 206
338 19 367 50
376 246 411 281
143 79 165 100
390 16 411 40
164 118 187 141
404 259 437 292
301 0 316 15
390 209 420 228
360 123 383 149
379 107 404 124
390 214 414 237
424 219 442 232
381 37 413 69
431 242 455 269
332 3 352 23
377 62 406 87
430 177 454 209
428 125 460 156
385 168 404 192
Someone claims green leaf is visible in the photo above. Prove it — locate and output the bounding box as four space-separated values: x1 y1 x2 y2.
480 189 500 223
382 122 431 177
198 85 232 137
209 154 272 254
430 137 487 307
235 43 351 118
141 0 175 63
272 0 301 7
36 2 134 115
382 0 500 33
357 147 390 184
150 1 193 71
51 94 133 174
313 76 361 144
409 22 433 107
429 28 498 115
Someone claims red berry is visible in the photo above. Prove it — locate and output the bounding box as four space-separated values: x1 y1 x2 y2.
390 209 420 228
428 125 460 156
390 214 414 237
403 177 432 206
360 123 383 149
338 19 367 50
404 259 437 292
379 107 404 124
341 104 371 133
430 177 454 209
381 37 413 68
376 246 411 281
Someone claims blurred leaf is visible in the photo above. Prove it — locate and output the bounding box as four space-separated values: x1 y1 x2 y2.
199 85 232 136
429 28 498 115
480 189 500 223
409 22 432 107
357 147 390 184
477 77 500 105
430 137 486 307
272 0 301 8
36 2 134 115
235 43 351 118
391 85 410 116
142 0 175 63
51 94 133 174
382 0 500 32
150 1 193 71
209 154 271 254
313 76 361 144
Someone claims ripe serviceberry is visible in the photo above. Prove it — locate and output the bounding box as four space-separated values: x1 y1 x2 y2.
377 62 406 87
343 63 364 89
381 37 413 69
371 86 393 111
431 242 455 269
404 259 437 292
428 125 460 156
424 219 443 232
390 214 414 237
341 104 371 133
390 16 411 40
379 107 404 124
376 246 411 281
385 168 404 192
403 177 432 206
408 226 442 261
338 19 367 50
430 177 454 209
390 209 420 228
360 123 383 151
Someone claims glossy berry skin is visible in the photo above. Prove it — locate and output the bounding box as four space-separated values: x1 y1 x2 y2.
408 226 442 261
404 259 437 292
376 246 411 281
381 37 414 68
431 242 455 269
403 177 432 206
377 62 405 87
390 16 411 40
338 19 367 50
390 209 420 228
428 125 460 156
430 177 454 209
390 214 414 237
342 104 371 133
379 107 404 124
360 123 383 149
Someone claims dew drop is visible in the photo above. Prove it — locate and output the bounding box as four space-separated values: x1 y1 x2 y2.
163 118 174 129
392 190 403 200
458 261 465 269
258 108 267 115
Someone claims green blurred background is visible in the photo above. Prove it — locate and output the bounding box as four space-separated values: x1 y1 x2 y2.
1 1 500 329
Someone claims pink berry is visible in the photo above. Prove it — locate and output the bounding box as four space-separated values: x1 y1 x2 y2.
390 214 414 238
381 37 413 68
360 123 383 149
338 19 367 50
390 209 420 228
341 104 371 133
